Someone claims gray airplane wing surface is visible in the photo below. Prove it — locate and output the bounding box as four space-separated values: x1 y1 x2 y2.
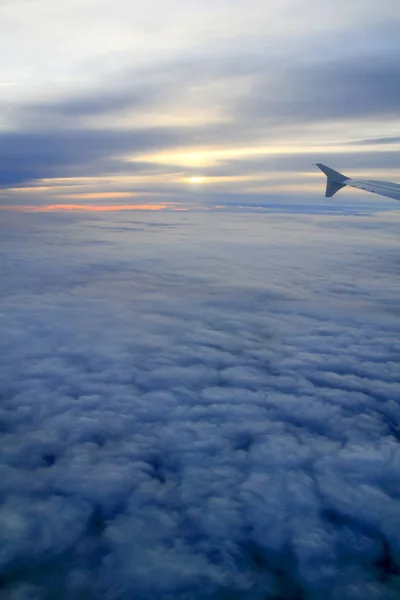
316 163 400 202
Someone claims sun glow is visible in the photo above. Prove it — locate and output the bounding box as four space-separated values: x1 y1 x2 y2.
134 140 400 169
187 176 206 184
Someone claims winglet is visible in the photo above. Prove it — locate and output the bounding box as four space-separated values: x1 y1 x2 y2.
316 163 349 198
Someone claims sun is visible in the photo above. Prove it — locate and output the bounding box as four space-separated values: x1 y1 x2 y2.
187 176 206 184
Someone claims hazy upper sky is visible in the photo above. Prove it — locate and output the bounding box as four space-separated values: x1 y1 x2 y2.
1 0 400 209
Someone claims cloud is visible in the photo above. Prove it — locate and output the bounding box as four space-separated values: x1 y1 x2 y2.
0 127 188 188
2 24 400 198
233 54 400 128
347 137 400 147
1 209 400 598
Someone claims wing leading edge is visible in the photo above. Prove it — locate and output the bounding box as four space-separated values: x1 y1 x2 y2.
316 163 400 202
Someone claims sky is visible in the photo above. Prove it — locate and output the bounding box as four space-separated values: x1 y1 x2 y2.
1 209 400 599
1 0 400 210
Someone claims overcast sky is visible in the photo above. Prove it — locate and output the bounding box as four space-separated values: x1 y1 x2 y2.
0 0 399 208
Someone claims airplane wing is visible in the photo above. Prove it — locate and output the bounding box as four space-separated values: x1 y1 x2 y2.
316 163 400 202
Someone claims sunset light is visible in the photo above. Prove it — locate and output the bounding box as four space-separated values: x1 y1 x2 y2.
0 203 184 212
187 176 207 184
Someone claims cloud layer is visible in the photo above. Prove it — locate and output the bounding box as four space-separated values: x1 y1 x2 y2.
1 209 400 599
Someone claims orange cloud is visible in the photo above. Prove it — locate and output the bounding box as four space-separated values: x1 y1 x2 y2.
0 203 186 212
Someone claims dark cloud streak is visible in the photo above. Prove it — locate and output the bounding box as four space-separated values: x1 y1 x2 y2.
0 128 188 187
